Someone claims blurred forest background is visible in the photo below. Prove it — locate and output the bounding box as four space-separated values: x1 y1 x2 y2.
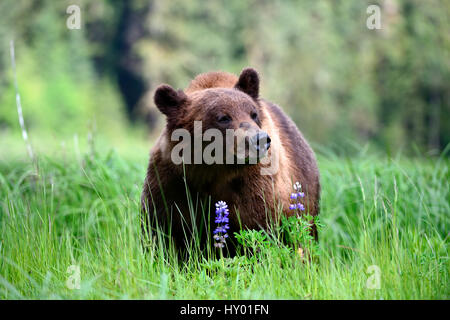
0 0 449 158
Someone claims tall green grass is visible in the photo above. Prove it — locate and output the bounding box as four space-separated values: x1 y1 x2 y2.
0 147 448 299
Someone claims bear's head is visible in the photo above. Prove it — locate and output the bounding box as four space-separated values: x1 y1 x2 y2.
154 68 271 167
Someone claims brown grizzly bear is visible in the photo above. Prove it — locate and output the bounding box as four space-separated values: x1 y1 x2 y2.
141 68 320 251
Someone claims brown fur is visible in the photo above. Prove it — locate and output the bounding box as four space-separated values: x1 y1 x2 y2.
141 68 320 251
185 71 238 94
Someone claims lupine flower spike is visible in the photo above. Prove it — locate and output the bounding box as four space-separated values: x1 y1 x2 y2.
214 201 230 248
289 181 305 216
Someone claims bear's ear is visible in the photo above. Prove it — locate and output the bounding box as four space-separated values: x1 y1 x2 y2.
234 67 259 100
154 84 187 117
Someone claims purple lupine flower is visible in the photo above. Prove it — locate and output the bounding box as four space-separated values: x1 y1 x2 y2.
214 201 230 249
213 226 228 234
289 181 305 213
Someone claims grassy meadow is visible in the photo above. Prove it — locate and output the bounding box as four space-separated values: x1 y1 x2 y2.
0 141 448 299
1 0 448 301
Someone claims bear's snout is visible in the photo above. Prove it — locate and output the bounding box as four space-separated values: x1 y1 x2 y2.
251 131 271 153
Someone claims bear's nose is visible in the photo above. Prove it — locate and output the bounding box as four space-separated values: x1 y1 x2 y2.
251 131 271 152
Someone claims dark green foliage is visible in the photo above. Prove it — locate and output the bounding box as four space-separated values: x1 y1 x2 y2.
0 0 448 154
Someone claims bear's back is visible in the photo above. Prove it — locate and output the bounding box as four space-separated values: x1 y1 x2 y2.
185 71 238 94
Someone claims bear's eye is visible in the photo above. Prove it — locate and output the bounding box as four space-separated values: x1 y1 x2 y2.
217 115 232 124
251 112 258 121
